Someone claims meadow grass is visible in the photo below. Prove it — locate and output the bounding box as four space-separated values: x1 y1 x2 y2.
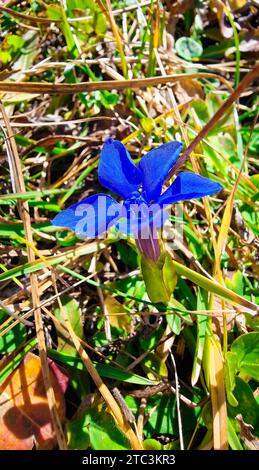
0 0 258 451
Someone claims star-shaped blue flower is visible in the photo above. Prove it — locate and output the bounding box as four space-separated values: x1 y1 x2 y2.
52 138 222 258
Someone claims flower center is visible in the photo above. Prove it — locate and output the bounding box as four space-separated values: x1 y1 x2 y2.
124 190 147 211
124 191 147 210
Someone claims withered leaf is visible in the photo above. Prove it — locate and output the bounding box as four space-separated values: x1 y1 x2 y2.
0 352 66 450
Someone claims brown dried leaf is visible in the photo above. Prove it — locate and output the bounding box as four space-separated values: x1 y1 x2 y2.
0 352 66 450
236 414 259 450
174 77 204 108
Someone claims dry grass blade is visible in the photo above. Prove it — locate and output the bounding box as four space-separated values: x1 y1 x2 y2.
104 0 129 79
0 72 233 94
208 336 228 450
54 284 143 450
0 6 62 24
0 101 67 450
0 300 33 327
170 352 184 450
215 120 256 275
168 63 259 176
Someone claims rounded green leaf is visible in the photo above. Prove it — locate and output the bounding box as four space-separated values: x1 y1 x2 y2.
175 37 203 61
231 332 259 381
228 377 259 436
0 311 27 354
67 407 130 450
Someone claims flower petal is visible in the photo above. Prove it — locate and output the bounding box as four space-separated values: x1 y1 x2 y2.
51 194 122 238
158 171 223 205
98 138 142 199
138 141 183 203
115 202 169 236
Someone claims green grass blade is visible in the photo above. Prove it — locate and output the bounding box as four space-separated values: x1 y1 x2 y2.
191 289 208 386
47 349 156 385
0 338 37 386
172 260 257 314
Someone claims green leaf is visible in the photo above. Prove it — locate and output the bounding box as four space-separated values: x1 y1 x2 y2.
128 394 177 436
191 99 210 127
240 203 259 236
225 352 238 407
141 251 177 303
167 297 193 327
94 11 107 35
231 332 259 380
146 392 201 438
191 289 208 386
66 0 95 17
67 414 90 450
0 310 27 354
96 363 156 385
99 90 119 108
166 312 181 335
7 34 25 51
250 174 259 189
47 4 78 58
46 4 62 20
172 259 257 313
126 391 201 440
54 296 83 355
163 251 178 295
246 315 259 332
198 402 213 450
142 353 168 381
174 278 196 309
225 271 245 296
67 406 130 450
143 439 164 450
68 368 90 400
141 256 170 303
143 438 179 450
141 117 154 133
0 50 12 63
47 349 156 385
175 37 203 60
182 222 205 259
139 325 164 351
113 276 147 310
228 377 259 436
227 418 243 450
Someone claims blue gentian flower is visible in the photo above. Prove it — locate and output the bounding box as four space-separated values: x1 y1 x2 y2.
52 138 222 261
